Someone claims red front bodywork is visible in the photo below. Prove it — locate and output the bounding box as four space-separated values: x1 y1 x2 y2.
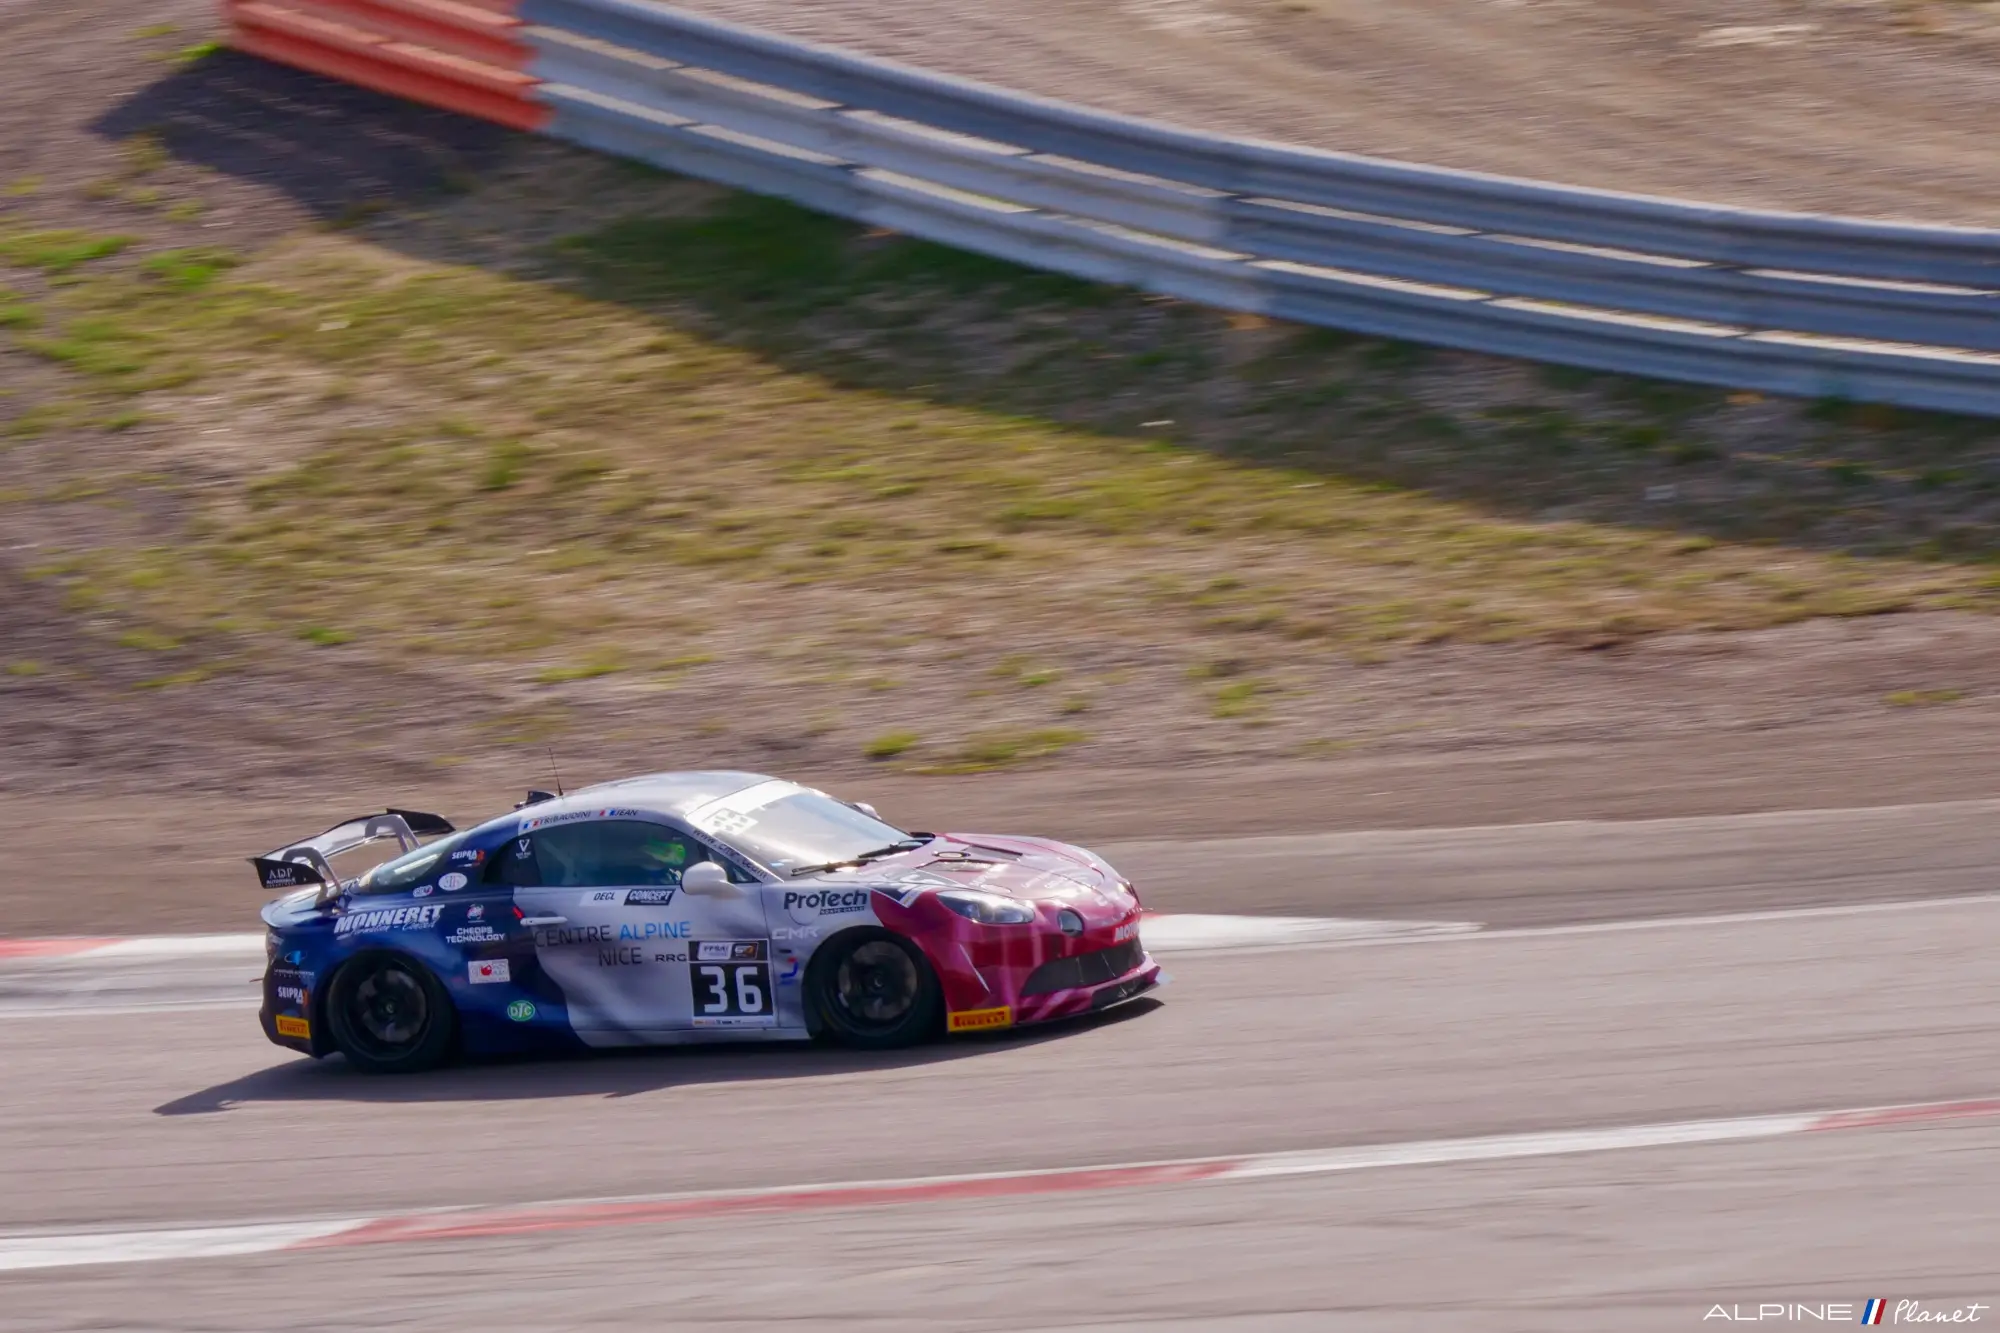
863 833 1162 1033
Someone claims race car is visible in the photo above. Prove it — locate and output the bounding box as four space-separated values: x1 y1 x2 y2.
253 772 1160 1072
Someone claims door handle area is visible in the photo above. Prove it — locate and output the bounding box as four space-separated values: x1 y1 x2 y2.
519 916 567 927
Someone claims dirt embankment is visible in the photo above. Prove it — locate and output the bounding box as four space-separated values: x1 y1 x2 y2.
676 0 2000 223
2 0 1999 940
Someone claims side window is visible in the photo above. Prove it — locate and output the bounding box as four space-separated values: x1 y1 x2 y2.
485 833 542 888
527 821 702 888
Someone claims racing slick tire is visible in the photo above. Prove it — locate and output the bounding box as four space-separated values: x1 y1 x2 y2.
324 951 458 1074
808 929 943 1050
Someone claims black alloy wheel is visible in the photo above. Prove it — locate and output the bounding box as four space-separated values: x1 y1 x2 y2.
325 952 457 1074
810 931 942 1050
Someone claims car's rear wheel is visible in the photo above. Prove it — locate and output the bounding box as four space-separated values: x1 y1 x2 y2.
810 931 942 1050
325 952 456 1074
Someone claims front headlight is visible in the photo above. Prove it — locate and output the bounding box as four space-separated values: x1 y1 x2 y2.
937 889 1037 925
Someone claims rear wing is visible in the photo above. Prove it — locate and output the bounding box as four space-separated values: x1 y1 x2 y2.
250 809 455 903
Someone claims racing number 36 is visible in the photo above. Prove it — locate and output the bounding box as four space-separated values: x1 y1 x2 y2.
695 963 767 1016
689 941 775 1026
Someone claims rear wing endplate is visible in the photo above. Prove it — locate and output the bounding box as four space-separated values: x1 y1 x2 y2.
249 809 455 903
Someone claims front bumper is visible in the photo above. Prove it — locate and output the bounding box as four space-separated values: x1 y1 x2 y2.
1013 953 1163 1027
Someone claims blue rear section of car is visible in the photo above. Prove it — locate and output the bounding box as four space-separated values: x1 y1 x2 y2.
260 817 590 1060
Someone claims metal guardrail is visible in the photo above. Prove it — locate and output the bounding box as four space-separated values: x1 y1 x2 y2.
228 0 2000 414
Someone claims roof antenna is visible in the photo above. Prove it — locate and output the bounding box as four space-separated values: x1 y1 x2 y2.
546 746 565 798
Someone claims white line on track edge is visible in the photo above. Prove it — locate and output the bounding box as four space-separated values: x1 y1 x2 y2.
1 1096 1995 1275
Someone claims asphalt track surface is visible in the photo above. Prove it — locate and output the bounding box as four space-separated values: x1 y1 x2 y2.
2 802 1996 1330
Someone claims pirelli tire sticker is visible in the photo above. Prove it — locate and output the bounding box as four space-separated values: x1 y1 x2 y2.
948 1006 1013 1033
689 940 778 1029
274 1014 311 1040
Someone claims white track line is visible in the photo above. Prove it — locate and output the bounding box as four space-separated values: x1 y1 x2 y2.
0 914 1478 968
9 893 2000 985
2 1096 1994 1274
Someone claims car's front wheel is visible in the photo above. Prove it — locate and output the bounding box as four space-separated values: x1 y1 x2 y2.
325 952 456 1074
809 930 942 1050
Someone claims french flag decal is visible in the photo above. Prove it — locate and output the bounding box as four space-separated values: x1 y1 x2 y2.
1861 1299 1886 1325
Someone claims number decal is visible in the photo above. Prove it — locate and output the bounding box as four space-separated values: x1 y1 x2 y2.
687 941 776 1028
696 965 729 1014
735 968 763 1014
700 808 756 837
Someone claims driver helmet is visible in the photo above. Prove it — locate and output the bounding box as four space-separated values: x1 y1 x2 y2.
638 836 690 880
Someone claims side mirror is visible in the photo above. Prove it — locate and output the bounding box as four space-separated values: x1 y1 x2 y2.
851 801 880 820
681 861 733 895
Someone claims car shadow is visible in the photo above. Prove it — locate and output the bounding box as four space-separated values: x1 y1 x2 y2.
153 998 1164 1115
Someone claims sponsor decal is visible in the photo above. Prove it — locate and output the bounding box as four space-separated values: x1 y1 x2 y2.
274 1015 311 1040
583 890 622 906
334 905 442 936
412 884 434 898
282 950 306 967
447 926 503 945
439 872 468 892
1113 917 1141 943
783 888 871 924
618 920 691 941
624 887 677 907
948 1006 1013 1033
777 954 801 985
506 999 536 1022
469 958 511 984
693 940 768 962
598 946 646 966
513 837 533 860
467 904 485 922
772 924 822 942
261 864 304 887
270 968 312 1006
448 848 485 866
652 950 689 964
537 924 613 947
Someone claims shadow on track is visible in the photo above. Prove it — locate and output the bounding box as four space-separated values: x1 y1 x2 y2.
153 998 1164 1115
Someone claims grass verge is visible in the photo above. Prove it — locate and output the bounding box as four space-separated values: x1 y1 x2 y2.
4 163 2000 764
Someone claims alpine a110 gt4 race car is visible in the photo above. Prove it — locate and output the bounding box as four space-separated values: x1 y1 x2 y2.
253 772 1161 1072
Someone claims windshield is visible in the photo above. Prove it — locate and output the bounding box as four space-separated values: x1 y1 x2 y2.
354 830 475 895
686 781 911 874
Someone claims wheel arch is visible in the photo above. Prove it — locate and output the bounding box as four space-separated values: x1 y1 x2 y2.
320 945 462 1064
801 923 944 1042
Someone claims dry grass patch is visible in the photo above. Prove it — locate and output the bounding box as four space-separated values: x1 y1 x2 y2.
2 184 1999 741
